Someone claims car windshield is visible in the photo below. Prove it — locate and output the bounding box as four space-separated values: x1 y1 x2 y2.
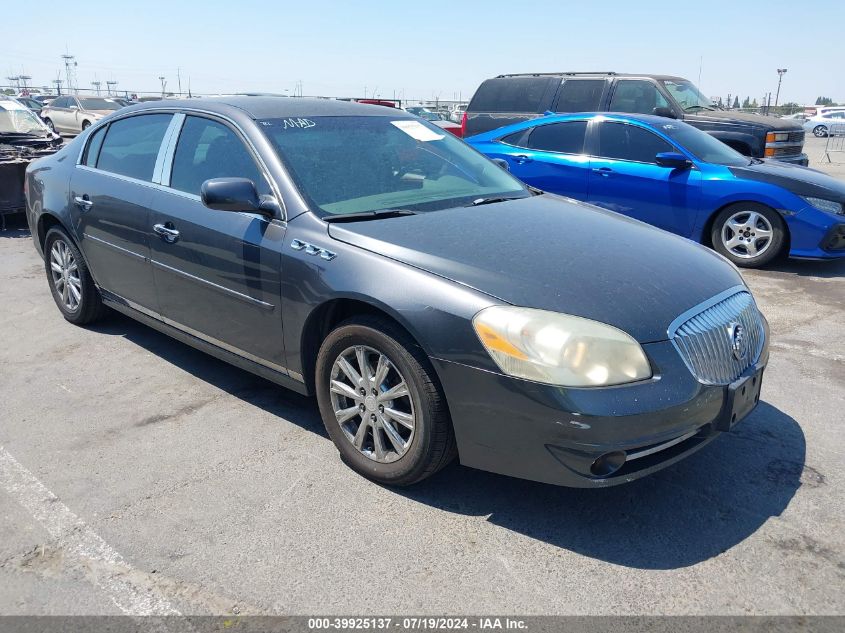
260 115 527 216
0 102 50 134
655 121 748 166
79 98 121 111
417 110 443 121
661 80 716 111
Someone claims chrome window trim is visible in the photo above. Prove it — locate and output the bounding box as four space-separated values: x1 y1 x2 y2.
102 291 296 379
76 106 288 220
153 113 186 185
150 259 275 311
162 111 279 203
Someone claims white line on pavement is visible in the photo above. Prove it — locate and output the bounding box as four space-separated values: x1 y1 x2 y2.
0 444 181 616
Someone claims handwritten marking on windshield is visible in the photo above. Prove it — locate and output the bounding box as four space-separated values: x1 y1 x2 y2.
281 118 316 130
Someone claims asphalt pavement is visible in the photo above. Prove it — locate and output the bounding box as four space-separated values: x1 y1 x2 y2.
0 154 843 615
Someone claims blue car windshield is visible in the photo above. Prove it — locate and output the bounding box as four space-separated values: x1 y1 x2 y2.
260 116 527 216
654 121 749 166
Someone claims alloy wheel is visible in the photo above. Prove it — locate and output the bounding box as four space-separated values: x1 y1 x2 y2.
813 125 827 137
329 345 415 463
720 210 774 260
49 239 82 312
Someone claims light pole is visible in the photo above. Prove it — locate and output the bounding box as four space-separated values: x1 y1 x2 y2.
775 68 787 108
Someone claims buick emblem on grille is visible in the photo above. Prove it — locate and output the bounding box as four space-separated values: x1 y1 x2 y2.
729 322 747 361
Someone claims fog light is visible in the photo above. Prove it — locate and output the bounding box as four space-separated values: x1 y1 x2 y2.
590 451 627 477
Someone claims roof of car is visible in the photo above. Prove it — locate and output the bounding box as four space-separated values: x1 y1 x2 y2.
494 72 688 82
130 96 413 119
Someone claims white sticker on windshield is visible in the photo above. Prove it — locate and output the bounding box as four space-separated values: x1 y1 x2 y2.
391 120 444 141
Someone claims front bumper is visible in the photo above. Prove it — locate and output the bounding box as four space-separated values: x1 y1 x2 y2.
433 337 769 488
785 207 845 259
774 152 809 167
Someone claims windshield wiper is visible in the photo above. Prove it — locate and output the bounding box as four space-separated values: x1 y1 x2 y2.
323 209 417 223
468 195 526 207
684 105 716 112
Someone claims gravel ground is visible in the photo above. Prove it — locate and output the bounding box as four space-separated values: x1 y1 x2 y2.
0 155 843 616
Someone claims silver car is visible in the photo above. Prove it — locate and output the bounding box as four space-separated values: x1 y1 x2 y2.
40 96 122 134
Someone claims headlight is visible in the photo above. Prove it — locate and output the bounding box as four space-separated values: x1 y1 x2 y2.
801 196 843 215
472 306 652 387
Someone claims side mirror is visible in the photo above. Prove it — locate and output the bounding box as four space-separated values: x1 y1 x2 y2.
655 152 692 169
201 177 277 218
653 106 677 119
491 158 510 171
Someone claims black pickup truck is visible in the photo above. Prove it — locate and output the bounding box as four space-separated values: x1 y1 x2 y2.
464 72 809 165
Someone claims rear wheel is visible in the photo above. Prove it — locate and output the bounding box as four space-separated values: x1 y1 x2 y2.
44 228 107 325
813 125 828 137
711 203 786 268
315 316 456 486
81 120 91 131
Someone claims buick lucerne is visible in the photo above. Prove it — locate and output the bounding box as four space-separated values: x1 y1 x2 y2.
25 98 769 487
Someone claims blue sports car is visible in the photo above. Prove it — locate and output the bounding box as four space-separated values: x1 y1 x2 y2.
467 113 845 267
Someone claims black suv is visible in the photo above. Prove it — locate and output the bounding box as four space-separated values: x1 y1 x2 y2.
465 72 809 165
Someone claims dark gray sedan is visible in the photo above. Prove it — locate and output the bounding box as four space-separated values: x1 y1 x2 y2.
25 98 769 487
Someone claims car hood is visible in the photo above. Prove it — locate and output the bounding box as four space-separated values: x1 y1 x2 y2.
730 159 845 201
687 110 803 131
327 195 745 343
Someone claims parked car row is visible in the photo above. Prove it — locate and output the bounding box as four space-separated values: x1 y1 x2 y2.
803 111 845 137
25 96 779 490
462 72 810 165
467 112 845 268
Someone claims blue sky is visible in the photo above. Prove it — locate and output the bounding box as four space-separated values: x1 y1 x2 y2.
3 0 842 104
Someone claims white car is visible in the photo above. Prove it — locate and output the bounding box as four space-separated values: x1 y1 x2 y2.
803 111 845 137
39 96 123 135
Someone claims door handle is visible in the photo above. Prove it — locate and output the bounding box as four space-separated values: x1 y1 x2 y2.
153 223 180 243
73 195 93 211
592 167 613 177
513 154 533 164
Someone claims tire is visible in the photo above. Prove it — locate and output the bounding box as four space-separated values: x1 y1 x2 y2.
711 202 786 268
43 228 108 325
43 118 55 132
813 125 828 138
315 315 456 486
81 120 91 131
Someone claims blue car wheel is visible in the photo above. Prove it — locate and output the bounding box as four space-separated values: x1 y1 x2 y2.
711 203 786 268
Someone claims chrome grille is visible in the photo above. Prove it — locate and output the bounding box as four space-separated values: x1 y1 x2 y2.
671 291 765 385
787 130 805 144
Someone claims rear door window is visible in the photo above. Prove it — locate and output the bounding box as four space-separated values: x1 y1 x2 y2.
168 116 269 195
82 124 108 167
596 122 673 163
469 77 557 113
553 79 607 112
527 121 588 154
609 80 670 114
96 114 172 181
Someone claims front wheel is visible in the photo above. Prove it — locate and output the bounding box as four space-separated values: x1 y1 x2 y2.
43 118 55 132
81 120 91 131
711 203 786 268
813 125 828 137
315 316 456 486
